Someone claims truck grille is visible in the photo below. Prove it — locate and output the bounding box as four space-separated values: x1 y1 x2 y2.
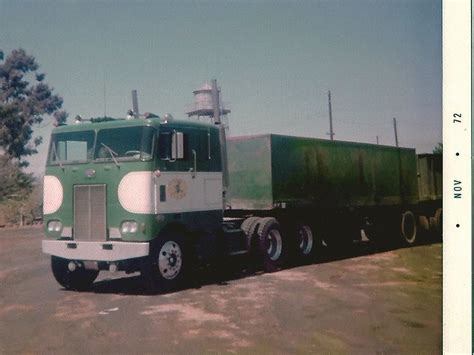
74 185 106 241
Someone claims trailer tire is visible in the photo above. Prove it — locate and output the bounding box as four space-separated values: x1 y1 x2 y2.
256 217 286 272
417 215 431 242
141 232 188 293
292 224 320 262
401 211 417 245
418 215 430 233
433 208 442 238
51 256 99 291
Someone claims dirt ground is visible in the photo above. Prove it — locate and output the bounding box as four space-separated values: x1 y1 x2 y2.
0 226 441 354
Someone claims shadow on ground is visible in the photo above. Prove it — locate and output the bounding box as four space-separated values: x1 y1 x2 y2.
76 237 441 297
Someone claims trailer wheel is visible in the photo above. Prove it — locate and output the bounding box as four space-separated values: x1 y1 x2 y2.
401 211 417 245
256 217 286 272
433 208 442 238
293 224 320 261
51 256 99 291
141 233 188 293
418 215 430 233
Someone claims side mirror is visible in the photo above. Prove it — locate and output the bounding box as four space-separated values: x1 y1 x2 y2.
171 131 184 160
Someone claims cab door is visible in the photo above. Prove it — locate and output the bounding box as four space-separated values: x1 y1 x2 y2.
155 127 222 216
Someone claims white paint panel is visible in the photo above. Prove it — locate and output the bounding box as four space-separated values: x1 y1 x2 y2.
204 178 222 206
118 172 155 214
43 175 63 215
117 171 223 215
156 171 223 214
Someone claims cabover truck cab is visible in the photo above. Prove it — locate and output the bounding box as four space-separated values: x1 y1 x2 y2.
42 117 234 291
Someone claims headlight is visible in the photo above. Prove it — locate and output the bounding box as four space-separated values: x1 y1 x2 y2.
47 220 62 232
121 221 138 234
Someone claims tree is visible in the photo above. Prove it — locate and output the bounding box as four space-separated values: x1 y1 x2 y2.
0 154 34 201
432 143 442 154
0 48 67 166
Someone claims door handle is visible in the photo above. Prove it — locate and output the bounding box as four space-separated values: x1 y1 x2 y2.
190 149 197 178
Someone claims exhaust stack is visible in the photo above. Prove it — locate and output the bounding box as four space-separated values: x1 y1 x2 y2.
132 89 139 118
211 79 229 200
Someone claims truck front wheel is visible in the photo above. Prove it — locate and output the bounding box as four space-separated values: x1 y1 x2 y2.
51 256 99 291
141 234 188 293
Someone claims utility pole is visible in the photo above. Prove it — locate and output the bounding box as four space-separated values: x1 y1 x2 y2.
393 117 399 147
328 90 335 140
376 136 379 145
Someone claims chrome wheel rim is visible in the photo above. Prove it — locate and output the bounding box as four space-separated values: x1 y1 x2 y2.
402 212 416 244
298 225 314 255
266 229 283 261
158 241 182 280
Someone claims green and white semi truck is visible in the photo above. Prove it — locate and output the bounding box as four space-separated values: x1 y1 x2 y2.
42 103 441 291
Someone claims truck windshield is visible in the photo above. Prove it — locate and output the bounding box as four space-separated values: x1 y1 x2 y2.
94 126 154 162
48 130 95 165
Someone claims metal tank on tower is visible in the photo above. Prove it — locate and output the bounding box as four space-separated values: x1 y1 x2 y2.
185 81 231 132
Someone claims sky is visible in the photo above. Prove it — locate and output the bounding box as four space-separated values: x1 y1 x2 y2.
0 0 442 175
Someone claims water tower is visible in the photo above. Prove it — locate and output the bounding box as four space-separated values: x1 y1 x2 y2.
185 81 230 130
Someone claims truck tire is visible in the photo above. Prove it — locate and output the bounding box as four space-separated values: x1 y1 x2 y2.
418 215 430 233
240 216 261 250
51 256 99 291
292 224 321 262
256 217 286 272
401 211 417 245
432 208 442 239
141 233 188 293
416 215 430 243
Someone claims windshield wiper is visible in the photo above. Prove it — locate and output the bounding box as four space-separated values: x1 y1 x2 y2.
51 143 64 169
100 143 120 167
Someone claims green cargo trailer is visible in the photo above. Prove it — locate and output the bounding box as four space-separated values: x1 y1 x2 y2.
416 153 442 235
417 154 442 202
227 134 418 210
224 134 433 255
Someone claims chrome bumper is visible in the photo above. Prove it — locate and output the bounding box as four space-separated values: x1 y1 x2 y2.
42 240 150 262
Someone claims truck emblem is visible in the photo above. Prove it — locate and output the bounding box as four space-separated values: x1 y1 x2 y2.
168 178 187 200
85 169 96 178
